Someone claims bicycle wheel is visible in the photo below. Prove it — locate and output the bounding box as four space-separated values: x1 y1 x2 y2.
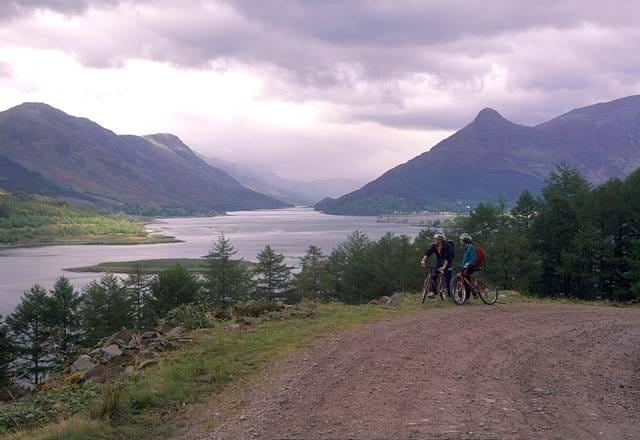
450 275 466 305
476 277 499 305
437 274 447 301
421 276 433 304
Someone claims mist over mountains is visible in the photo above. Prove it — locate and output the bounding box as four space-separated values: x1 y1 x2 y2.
203 156 363 205
317 95 640 215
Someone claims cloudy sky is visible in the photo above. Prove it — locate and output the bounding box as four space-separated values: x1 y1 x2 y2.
0 1 639 181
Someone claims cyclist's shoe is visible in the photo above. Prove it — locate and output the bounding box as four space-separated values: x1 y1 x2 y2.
426 292 436 299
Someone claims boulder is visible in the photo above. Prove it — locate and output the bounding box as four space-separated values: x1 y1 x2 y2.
104 328 132 347
97 344 123 363
141 331 158 340
158 322 174 335
165 326 184 339
385 292 403 306
70 355 97 373
83 364 107 382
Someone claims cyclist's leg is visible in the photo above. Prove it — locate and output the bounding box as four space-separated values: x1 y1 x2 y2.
430 267 439 294
444 267 452 297
462 265 475 300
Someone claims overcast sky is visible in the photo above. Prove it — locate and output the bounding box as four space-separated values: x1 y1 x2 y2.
0 1 639 181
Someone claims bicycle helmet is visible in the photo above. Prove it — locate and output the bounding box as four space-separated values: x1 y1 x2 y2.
433 233 446 241
459 233 472 242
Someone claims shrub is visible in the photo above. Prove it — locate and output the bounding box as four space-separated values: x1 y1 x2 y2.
165 302 212 330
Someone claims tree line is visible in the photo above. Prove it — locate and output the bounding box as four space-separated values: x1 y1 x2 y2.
450 164 640 301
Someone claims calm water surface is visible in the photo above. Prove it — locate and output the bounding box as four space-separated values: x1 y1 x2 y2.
0 208 436 315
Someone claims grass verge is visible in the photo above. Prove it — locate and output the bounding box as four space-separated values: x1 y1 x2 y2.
2 296 436 439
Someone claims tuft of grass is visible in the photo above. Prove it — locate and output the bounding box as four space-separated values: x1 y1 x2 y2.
90 382 123 421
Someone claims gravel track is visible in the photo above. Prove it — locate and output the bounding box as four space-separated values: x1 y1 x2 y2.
178 303 640 440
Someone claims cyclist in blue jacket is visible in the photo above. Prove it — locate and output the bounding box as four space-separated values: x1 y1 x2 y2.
459 233 477 300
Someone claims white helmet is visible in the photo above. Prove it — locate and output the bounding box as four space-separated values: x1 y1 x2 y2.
459 233 472 242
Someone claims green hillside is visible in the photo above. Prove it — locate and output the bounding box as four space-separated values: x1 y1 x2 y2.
0 193 176 246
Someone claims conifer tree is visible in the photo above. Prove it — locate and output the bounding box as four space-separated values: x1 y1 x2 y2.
296 245 326 299
6 285 54 385
0 315 14 387
254 245 292 302
81 274 133 346
46 277 83 365
202 235 252 306
324 230 375 304
123 265 153 329
149 265 200 317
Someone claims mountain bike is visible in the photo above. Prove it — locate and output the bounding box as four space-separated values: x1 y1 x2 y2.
421 266 448 303
450 266 498 305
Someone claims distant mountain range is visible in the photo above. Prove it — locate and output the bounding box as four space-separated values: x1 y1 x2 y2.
203 156 362 205
317 95 640 215
0 103 287 215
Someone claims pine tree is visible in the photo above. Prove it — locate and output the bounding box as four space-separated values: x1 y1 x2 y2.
81 274 133 346
202 235 252 306
6 285 54 385
324 231 376 304
149 265 200 317
296 245 326 299
254 245 293 302
123 265 153 329
532 164 592 295
46 277 83 365
369 232 417 293
0 315 14 387
511 190 542 228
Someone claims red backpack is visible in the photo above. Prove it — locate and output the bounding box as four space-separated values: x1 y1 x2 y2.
475 245 486 269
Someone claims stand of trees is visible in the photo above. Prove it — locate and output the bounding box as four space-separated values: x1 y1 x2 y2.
0 239 298 387
451 165 640 301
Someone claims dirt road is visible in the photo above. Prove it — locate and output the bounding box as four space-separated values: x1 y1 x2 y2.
181 303 640 439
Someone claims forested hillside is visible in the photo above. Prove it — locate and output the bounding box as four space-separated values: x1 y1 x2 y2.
0 193 172 246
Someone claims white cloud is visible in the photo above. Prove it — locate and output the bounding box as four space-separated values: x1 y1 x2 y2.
0 1 639 181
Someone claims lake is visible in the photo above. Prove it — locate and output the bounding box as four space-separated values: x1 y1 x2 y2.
0 207 442 315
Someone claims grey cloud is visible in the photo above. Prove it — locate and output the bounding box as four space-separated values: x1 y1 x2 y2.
0 0 110 20
2 0 640 134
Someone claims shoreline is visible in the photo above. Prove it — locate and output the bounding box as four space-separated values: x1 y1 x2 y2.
65 257 255 274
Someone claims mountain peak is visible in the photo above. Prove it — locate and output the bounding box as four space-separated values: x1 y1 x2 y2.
474 107 504 121
6 102 65 116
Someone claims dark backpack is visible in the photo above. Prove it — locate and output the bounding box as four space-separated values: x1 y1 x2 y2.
475 245 486 268
446 240 455 260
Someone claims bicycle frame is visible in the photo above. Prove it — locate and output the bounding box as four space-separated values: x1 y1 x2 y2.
453 266 476 293
421 265 447 302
